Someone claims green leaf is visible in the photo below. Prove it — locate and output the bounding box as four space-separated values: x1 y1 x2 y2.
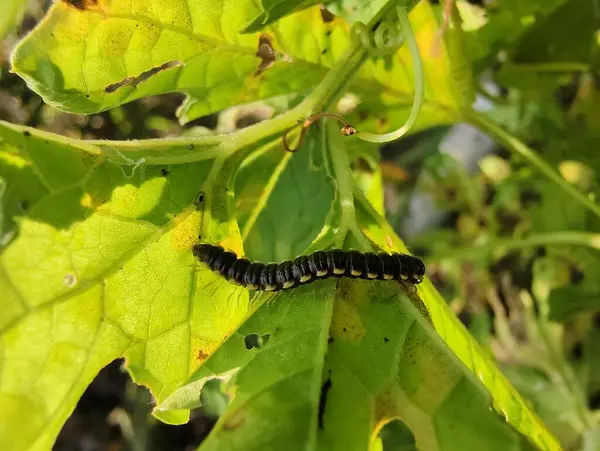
10 2 347 123
156 122 559 451
235 128 336 262
502 365 582 448
460 0 569 64
0 114 560 450
353 192 561 451
511 0 597 65
11 1 469 133
165 280 530 451
242 0 321 33
0 119 259 447
526 179 600 321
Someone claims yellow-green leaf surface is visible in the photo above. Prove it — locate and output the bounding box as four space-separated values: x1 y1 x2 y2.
11 1 347 123
158 123 558 451
12 1 468 132
0 115 560 450
349 1 473 135
176 279 530 451
0 119 267 449
354 188 560 451
242 0 321 33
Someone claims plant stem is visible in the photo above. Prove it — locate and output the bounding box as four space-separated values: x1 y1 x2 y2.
431 231 600 262
325 122 371 250
357 6 424 144
464 109 600 220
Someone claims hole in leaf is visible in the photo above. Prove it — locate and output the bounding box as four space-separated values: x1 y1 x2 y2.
194 191 206 206
570 341 583 360
590 390 600 409
200 379 230 419
320 5 335 22
63 273 77 288
378 418 416 450
244 333 270 350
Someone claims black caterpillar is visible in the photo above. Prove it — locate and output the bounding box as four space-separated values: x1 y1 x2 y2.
193 244 425 292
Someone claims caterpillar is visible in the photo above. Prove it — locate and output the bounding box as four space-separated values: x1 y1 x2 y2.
192 244 425 292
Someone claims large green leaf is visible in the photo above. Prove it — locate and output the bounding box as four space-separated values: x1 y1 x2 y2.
153 123 560 450
352 186 560 451
0 118 560 450
11 1 470 133
0 119 263 448
11 1 347 123
173 279 529 451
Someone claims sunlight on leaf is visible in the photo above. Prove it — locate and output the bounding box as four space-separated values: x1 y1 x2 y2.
0 120 254 446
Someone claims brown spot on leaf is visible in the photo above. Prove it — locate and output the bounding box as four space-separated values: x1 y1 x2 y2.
385 235 394 248
105 61 182 93
196 349 209 361
319 5 335 23
255 34 276 75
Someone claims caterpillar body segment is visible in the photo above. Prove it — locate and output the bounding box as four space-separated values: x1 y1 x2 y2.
193 244 425 292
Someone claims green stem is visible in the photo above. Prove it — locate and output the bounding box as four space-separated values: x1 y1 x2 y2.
325 122 370 250
465 109 600 220
357 6 424 144
431 231 600 262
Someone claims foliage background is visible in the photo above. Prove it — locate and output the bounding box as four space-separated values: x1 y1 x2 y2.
0 0 600 450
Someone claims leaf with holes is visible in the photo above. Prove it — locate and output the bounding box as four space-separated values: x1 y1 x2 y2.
12 1 470 133
10 0 351 123
157 274 537 451
0 119 272 448
149 123 561 451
